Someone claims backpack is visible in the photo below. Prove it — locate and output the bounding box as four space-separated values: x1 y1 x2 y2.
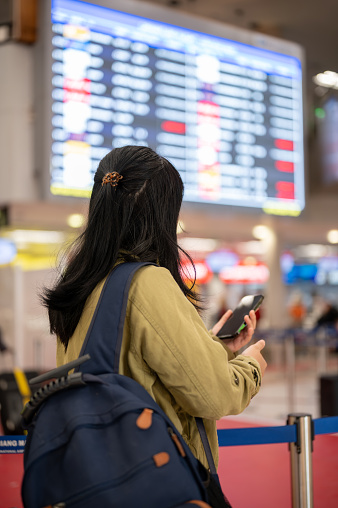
21 262 230 508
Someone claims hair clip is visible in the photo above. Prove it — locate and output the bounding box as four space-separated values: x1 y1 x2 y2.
102 172 123 187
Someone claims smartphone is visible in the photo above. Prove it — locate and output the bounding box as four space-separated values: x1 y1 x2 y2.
216 294 264 339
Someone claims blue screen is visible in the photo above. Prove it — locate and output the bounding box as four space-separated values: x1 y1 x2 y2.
49 0 305 216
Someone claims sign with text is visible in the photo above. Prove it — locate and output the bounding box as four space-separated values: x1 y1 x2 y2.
49 0 305 216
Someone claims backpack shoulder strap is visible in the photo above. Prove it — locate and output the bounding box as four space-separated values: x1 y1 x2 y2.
77 261 155 375
195 417 217 475
76 260 216 475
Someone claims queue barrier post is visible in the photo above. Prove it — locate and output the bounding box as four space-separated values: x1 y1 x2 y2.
287 413 314 508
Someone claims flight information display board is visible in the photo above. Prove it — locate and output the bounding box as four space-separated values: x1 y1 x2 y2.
316 95 338 186
50 0 305 215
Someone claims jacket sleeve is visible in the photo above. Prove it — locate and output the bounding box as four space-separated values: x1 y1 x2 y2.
128 266 262 420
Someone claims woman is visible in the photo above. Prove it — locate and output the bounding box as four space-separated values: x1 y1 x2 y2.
43 145 266 473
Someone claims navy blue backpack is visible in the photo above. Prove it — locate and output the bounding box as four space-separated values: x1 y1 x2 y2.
21 262 229 508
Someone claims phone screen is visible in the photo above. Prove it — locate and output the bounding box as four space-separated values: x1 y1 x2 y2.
216 294 264 339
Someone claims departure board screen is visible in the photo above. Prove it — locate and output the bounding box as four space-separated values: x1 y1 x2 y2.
50 0 305 215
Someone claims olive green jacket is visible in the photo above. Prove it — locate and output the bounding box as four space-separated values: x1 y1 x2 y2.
57 264 262 469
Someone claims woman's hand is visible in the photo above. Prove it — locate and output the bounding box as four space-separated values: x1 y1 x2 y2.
212 309 257 353
242 340 267 377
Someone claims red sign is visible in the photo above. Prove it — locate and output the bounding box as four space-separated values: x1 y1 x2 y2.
219 262 269 284
181 259 213 285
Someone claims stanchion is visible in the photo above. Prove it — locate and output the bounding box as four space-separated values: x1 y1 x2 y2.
287 413 314 508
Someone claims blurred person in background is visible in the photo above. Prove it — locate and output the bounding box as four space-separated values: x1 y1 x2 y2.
316 300 338 328
288 291 306 328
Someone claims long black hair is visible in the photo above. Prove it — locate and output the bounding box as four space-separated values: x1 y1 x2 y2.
42 145 200 349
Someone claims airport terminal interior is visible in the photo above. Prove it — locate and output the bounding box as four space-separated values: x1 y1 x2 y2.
1 0 338 506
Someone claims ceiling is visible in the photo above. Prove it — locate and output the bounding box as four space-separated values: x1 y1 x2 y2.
137 0 338 84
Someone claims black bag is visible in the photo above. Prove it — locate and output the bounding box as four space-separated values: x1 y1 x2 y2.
0 370 40 434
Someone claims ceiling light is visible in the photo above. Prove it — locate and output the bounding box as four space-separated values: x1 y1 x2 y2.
236 241 267 255
7 230 65 245
294 244 329 258
327 230 338 244
67 213 85 228
313 70 338 89
252 225 271 240
179 237 219 252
